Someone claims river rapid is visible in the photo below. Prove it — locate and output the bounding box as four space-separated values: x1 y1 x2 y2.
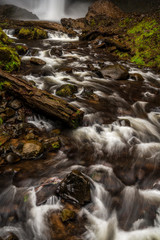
0 29 160 240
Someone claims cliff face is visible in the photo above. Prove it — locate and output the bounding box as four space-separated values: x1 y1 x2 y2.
67 0 160 13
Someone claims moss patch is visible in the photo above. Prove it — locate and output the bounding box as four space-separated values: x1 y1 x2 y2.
17 27 48 40
0 28 21 72
115 17 160 69
0 46 21 72
56 84 78 97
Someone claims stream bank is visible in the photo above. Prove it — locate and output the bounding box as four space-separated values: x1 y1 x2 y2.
0 1 160 240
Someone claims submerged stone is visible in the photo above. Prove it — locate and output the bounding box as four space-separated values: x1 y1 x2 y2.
57 170 91 205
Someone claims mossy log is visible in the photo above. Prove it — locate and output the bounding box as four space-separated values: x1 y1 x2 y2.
0 69 84 128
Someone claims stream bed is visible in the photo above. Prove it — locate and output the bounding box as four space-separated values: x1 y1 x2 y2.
0 29 160 240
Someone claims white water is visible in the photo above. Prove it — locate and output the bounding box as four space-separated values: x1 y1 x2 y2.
1 0 90 21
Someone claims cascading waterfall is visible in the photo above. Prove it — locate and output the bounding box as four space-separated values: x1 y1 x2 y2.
0 0 90 21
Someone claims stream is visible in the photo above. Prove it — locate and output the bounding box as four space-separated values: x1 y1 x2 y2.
0 29 160 240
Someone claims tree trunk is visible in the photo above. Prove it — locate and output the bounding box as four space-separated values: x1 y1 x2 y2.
0 69 84 128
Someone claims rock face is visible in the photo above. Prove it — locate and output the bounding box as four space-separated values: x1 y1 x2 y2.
30 57 46 65
0 4 38 20
86 0 125 20
100 64 129 80
57 170 91 205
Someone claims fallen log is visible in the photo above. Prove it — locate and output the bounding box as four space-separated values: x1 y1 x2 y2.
0 69 84 128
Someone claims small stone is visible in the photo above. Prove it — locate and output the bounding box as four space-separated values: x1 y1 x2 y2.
9 99 22 110
5 108 15 118
130 73 144 82
25 133 35 140
6 153 21 163
30 57 46 65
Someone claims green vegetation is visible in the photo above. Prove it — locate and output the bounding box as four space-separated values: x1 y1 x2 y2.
52 141 60 150
0 81 11 90
0 117 3 125
116 18 160 69
0 28 21 72
56 84 77 97
18 27 48 40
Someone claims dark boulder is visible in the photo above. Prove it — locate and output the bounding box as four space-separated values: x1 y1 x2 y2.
0 4 38 20
56 84 78 97
100 64 129 80
57 170 91 205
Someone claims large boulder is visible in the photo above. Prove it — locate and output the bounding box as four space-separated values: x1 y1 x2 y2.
0 4 38 20
86 0 125 20
100 64 129 80
57 170 91 205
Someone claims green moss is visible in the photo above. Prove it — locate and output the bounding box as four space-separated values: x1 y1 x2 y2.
0 117 3 125
90 19 96 27
0 27 13 46
56 84 77 97
0 81 11 90
52 141 60 150
0 46 21 72
115 18 160 69
18 27 48 40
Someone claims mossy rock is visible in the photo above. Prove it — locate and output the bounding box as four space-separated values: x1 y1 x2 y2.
15 44 28 55
0 28 12 46
0 46 21 72
61 209 76 222
56 84 78 97
17 27 48 40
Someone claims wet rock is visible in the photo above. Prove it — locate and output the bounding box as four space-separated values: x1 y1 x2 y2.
0 46 21 72
61 18 85 30
5 153 21 163
15 45 28 55
30 57 46 65
50 48 63 57
56 84 78 97
100 64 129 80
61 208 76 222
57 170 91 206
90 168 124 194
44 137 61 152
22 140 43 159
17 27 48 40
130 73 144 82
9 99 22 110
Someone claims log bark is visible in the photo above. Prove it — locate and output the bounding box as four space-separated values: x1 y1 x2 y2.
0 69 84 128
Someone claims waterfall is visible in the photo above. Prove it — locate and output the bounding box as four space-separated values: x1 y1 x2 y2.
0 0 90 21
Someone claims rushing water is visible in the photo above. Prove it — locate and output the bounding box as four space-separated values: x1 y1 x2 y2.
1 29 160 240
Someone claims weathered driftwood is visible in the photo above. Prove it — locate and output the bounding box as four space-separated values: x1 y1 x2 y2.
0 69 83 128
